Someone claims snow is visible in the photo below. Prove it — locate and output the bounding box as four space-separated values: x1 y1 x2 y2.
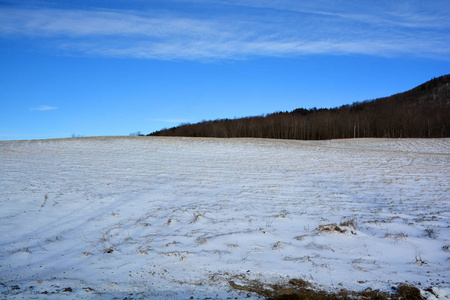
1 137 449 299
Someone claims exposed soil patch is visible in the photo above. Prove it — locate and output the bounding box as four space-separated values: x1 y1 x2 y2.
229 279 425 300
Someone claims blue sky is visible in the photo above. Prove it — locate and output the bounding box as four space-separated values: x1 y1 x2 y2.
1 0 449 140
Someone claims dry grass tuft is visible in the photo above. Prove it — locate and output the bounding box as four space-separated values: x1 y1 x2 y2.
317 224 347 234
190 212 205 224
339 219 356 229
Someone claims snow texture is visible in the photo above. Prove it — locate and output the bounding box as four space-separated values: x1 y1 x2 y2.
1 137 449 299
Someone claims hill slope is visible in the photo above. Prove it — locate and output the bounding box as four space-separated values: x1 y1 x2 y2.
150 75 450 139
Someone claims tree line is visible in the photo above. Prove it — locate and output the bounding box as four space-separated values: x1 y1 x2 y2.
149 75 450 140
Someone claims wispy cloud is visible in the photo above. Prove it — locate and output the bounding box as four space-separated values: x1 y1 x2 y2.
0 0 449 61
30 105 58 111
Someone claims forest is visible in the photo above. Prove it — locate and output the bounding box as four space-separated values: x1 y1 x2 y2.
149 75 450 140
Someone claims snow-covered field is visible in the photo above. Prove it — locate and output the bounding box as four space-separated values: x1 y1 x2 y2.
1 137 449 299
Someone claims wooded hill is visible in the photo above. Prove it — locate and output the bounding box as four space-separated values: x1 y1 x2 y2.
149 75 450 140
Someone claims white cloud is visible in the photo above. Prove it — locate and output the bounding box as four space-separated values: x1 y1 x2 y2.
0 0 449 61
30 105 58 111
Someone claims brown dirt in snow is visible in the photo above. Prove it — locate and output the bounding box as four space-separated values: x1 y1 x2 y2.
229 279 425 300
